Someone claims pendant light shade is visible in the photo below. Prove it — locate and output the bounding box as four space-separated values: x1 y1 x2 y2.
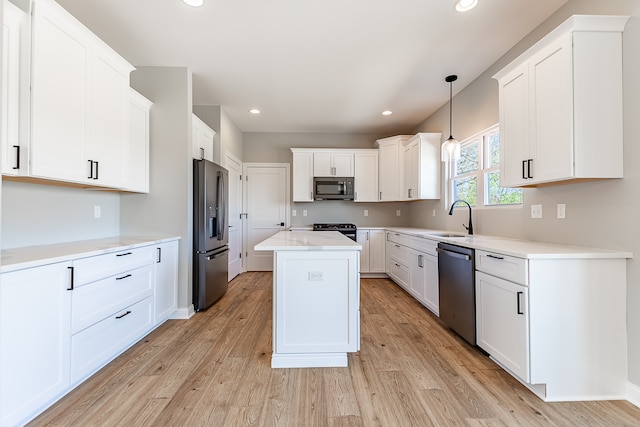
442 75 461 162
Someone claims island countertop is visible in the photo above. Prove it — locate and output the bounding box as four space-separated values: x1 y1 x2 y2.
254 230 362 251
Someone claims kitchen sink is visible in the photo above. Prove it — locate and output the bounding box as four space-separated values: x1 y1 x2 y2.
427 232 467 238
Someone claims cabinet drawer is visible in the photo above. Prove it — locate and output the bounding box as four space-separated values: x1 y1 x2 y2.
409 236 437 254
386 231 410 246
476 250 528 285
71 264 154 334
387 258 410 289
73 245 155 287
387 240 410 264
71 296 153 384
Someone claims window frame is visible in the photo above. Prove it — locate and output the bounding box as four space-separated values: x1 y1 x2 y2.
447 124 522 210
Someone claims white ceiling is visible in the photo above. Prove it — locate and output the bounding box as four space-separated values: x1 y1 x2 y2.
56 0 568 134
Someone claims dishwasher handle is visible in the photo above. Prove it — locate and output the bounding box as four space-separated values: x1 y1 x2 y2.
436 247 471 261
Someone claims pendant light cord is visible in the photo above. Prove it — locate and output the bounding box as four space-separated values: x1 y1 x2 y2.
449 80 453 139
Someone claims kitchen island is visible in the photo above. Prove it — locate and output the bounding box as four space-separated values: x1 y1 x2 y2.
254 230 361 368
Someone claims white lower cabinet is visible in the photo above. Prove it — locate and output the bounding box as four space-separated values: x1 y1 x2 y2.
0 262 72 427
0 238 180 425
386 232 439 316
476 271 529 381
154 240 179 324
357 229 385 274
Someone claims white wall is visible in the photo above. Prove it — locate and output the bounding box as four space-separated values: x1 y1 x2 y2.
408 0 640 387
1 182 120 249
121 66 194 313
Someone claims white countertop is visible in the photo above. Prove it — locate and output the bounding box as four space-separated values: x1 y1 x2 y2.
255 231 362 251
385 227 632 260
1 235 181 273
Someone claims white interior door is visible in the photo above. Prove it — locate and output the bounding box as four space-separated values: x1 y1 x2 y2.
243 163 290 271
225 153 243 281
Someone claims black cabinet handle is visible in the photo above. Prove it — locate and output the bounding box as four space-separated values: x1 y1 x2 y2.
116 252 132 257
418 254 424 268
94 161 99 180
12 145 20 169
487 254 504 260
157 247 162 263
517 291 524 314
67 266 74 290
88 160 94 179
115 310 132 319
116 274 132 280
527 159 533 179
522 160 527 179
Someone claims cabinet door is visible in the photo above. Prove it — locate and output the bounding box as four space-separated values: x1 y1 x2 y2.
292 151 314 202
313 152 333 176
85 53 129 187
378 140 399 201
357 230 370 273
155 241 179 324
368 229 386 273
2 0 24 175
476 271 530 382
422 252 439 316
0 262 72 427
30 2 88 183
192 114 215 162
498 63 530 187
402 141 418 200
354 151 378 202
126 89 151 193
332 152 354 176
529 36 573 184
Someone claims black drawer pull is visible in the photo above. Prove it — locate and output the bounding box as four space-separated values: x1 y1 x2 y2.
67 266 74 291
115 310 132 319
116 252 132 257
116 274 132 280
13 145 20 169
517 291 524 315
487 254 504 260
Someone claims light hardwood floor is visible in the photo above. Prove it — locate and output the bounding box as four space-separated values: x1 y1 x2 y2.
31 272 640 426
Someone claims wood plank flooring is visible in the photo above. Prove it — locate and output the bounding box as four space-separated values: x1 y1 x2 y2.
30 272 640 426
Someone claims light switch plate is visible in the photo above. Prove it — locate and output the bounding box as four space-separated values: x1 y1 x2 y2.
396 210 401 217
557 203 566 219
364 209 368 217
531 204 542 219
292 209 297 217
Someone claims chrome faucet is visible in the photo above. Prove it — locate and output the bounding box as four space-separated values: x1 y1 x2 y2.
448 200 474 235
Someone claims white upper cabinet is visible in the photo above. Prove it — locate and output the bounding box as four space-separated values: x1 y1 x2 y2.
29 0 134 188
354 150 378 202
376 135 411 202
494 15 629 188
1 0 27 176
192 113 215 162
313 151 354 177
127 88 152 193
291 148 314 202
401 133 441 200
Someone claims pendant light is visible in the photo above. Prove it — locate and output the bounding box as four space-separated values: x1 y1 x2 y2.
442 75 461 162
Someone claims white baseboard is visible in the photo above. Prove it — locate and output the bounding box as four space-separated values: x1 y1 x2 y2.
170 305 194 320
628 381 640 408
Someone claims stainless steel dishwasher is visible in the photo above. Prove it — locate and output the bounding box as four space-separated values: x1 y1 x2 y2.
437 242 476 345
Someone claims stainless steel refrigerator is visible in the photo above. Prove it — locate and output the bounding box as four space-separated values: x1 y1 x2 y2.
193 159 229 311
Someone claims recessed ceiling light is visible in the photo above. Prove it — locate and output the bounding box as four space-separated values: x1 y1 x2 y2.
382 110 393 116
182 0 204 7
455 0 478 12
249 108 261 114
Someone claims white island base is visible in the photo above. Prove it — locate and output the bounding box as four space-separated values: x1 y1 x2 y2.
254 231 361 368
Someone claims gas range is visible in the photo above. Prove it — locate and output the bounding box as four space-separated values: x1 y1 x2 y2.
312 223 357 241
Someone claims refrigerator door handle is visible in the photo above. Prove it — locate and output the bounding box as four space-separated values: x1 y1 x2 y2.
217 171 226 241
206 246 229 260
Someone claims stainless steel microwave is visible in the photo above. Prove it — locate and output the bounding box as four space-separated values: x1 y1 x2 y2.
313 177 354 200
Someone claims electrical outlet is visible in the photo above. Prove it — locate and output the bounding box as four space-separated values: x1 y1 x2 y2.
308 271 324 281
432 209 436 217
303 210 308 217
94 205 101 219
557 203 566 219
292 209 297 217
396 209 401 217
364 209 368 217
531 204 542 219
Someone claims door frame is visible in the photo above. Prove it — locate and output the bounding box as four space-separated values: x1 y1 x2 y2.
224 152 243 279
242 162 291 272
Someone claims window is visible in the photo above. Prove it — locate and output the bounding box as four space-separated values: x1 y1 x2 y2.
449 124 522 207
